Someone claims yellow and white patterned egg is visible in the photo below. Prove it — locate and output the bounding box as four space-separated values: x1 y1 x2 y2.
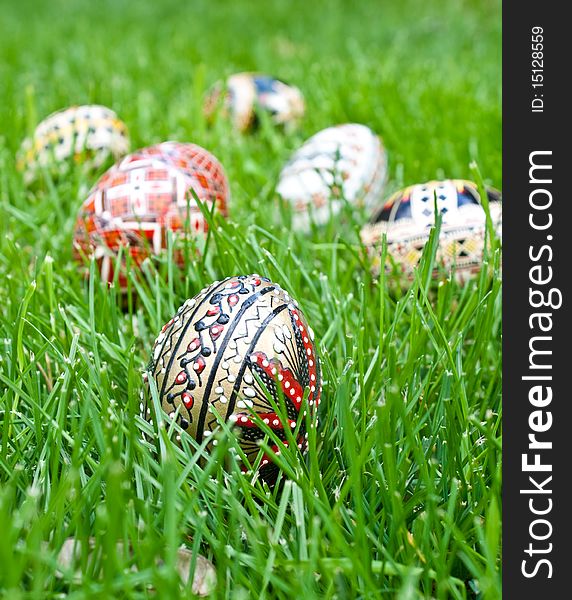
18 105 129 184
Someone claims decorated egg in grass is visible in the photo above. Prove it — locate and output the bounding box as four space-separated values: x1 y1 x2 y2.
18 105 129 184
204 73 305 132
134 141 230 215
73 143 229 288
144 274 322 484
276 124 388 231
360 179 502 280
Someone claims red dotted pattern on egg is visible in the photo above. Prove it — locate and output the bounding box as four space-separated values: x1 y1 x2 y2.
292 309 320 405
232 306 320 473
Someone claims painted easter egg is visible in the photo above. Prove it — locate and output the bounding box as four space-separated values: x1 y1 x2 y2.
205 73 305 132
73 143 229 288
132 142 230 216
18 105 129 184
145 274 322 484
276 124 388 230
360 179 502 279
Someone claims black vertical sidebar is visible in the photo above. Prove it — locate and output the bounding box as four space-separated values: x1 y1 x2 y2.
503 2 569 597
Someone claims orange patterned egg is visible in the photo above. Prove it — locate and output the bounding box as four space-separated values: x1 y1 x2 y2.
73 143 229 288
132 142 230 216
144 275 322 484
360 179 502 280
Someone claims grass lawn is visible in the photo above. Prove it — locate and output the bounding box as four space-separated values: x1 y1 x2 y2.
0 0 501 597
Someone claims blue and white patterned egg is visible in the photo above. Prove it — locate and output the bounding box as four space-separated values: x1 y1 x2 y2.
205 73 305 132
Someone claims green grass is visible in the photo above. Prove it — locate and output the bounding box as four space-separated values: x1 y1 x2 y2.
0 0 501 597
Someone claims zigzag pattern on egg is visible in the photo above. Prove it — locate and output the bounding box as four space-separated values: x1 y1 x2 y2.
145 275 322 483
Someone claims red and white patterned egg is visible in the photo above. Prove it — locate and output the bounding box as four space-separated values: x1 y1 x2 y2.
18 105 129 184
73 143 229 287
130 142 230 215
276 124 388 230
145 274 322 484
360 179 502 280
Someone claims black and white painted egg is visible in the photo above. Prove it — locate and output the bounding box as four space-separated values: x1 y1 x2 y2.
204 72 305 132
276 124 388 231
145 274 322 483
360 179 502 280
17 105 130 184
